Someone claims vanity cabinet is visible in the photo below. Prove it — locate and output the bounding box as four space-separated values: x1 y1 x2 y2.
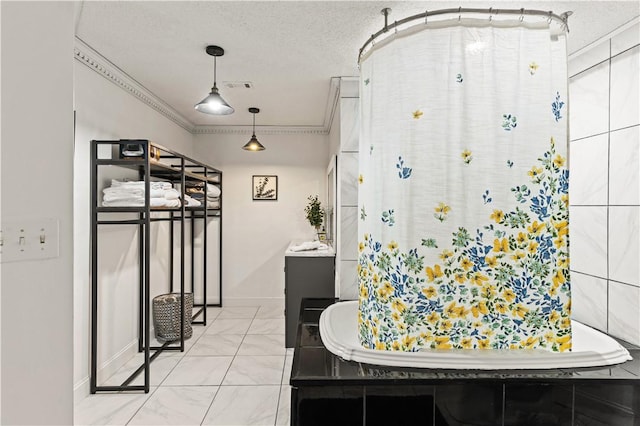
285 244 335 347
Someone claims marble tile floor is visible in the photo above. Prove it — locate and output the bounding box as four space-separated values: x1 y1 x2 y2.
75 305 293 426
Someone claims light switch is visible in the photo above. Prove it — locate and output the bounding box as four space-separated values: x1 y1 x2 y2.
0 218 59 262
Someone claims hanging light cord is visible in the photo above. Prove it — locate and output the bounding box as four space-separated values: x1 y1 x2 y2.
212 56 218 90
252 111 256 136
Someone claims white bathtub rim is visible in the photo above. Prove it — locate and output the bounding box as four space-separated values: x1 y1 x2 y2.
319 300 632 370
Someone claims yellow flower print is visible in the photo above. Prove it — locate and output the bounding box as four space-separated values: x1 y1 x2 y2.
435 336 452 349
473 321 483 329
544 331 555 343
461 149 473 164
554 237 565 249
372 273 380 285
478 339 490 349
529 61 539 75
527 241 539 254
460 257 473 271
549 286 557 296
422 286 437 298
495 301 508 314
481 284 497 299
391 312 401 322
561 317 571 329
457 306 469 317
377 282 394 299
392 340 401 351
461 337 473 349
527 220 544 235
426 312 440 324
387 240 398 251
412 109 424 119
522 336 539 349
440 320 453 331
358 242 365 252
470 272 489 286
549 310 561 323
357 264 361 274
425 264 444 282
528 166 544 182
434 202 451 222
554 220 569 237
552 269 565 287
512 304 528 319
358 174 364 184
516 232 528 245
471 301 489 318
402 335 416 350
561 194 569 206
454 273 466 284
557 257 569 269
359 285 368 299
391 298 406 313
439 249 454 262
511 251 525 262
364 233 369 241
553 154 565 168
375 341 386 350
493 238 510 253
372 326 378 337
490 209 504 223
502 288 516 302
397 323 407 332
556 334 571 352
485 256 497 268
483 328 494 337
444 302 459 318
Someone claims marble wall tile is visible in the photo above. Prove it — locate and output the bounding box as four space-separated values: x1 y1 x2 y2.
611 20 640 57
569 206 608 278
340 206 358 261
609 206 640 286
609 127 640 205
570 272 608 332
569 134 609 205
608 282 640 346
610 46 640 131
569 41 610 77
340 98 360 152
202 385 280 426
128 386 218 426
339 152 359 206
569 61 610 141
340 260 359 300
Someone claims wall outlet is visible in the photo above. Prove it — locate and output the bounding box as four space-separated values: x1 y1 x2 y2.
0 218 59 263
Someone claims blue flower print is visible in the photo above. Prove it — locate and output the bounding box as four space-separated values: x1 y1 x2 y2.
502 114 517 131
381 209 395 227
551 92 564 122
396 156 412 179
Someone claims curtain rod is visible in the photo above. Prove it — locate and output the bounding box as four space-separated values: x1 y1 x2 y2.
358 7 573 64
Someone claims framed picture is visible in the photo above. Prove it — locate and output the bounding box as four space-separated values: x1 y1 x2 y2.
252 175 278 201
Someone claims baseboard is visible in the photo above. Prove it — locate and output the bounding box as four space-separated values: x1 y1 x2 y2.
222 297 284 307
73 339 138 403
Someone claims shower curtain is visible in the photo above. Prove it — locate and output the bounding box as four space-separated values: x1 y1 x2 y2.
358 19 570 352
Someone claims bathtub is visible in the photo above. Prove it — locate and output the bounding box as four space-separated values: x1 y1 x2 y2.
319 300 632 370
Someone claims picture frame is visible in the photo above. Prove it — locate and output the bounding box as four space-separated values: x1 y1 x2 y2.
252 175 278 201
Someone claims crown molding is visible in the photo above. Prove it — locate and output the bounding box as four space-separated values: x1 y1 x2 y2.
75 37 347 136
74 37 196 133
193 125 328 135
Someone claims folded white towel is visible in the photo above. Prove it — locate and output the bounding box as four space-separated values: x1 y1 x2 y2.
164 188 180 200
103 192 144 202
111 180 172 190
149 198 181 208
289 241 329 252
207 199 220 209
206 184 221 198
184 194 201 207
102 199 145 207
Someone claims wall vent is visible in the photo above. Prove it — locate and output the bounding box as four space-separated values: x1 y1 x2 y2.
222 81 254 89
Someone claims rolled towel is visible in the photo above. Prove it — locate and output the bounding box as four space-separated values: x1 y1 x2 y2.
164 188 180 200
206 184 221 198
289 241 329 252
184 194 201 207
150 198 181 208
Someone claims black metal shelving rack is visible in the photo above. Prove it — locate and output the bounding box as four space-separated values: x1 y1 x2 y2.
90 139 222 394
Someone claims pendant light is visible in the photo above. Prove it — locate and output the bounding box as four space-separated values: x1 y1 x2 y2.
242 107 266 151
195 45 234 115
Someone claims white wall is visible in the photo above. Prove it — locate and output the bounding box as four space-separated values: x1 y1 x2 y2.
568 18 640 345
193 132 329 306
1 2 74 424
73 59 194 398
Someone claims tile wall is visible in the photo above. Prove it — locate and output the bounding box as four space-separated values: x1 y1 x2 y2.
568 19 640 345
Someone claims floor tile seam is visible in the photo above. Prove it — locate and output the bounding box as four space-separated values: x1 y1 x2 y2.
124 385 161 426
199 383 224 426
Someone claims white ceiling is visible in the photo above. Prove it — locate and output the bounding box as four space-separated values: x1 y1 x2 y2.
74 1 639 130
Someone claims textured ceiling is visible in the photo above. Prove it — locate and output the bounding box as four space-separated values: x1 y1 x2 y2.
74 1 639 129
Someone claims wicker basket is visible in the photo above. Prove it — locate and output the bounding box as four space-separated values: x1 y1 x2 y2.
152 293 194 342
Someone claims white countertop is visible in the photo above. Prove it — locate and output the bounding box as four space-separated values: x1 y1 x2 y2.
285 241 336 257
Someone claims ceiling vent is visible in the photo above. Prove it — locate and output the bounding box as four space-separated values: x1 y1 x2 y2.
222 81 254 89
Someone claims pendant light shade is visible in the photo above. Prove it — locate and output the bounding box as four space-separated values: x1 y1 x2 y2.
242 107 265 151
195 45 234 115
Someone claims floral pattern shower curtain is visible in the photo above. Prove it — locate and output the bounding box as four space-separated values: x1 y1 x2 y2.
358 20 570 352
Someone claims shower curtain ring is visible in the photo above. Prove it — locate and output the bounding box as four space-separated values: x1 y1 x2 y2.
394 21 398 33
519 8 525 22
458 7 462 21
424 10 428 24
489 7 493 21
547 11 553 24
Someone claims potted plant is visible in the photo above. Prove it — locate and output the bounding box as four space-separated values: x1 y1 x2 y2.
304 195 325 239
